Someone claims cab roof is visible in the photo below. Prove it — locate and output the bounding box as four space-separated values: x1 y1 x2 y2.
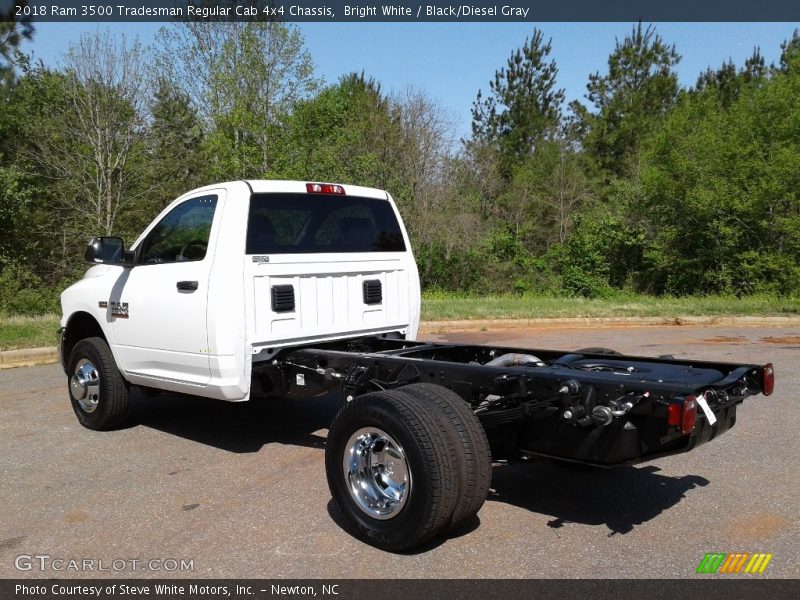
243 180 389 200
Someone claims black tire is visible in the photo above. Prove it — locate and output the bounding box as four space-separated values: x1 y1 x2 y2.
67 336 129 430
575 347 622 355
398 383 492 529
325 389 460 551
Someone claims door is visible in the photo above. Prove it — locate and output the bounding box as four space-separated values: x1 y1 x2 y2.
110 193 222 385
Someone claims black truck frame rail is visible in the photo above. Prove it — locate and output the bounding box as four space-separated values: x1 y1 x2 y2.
255 336 773 467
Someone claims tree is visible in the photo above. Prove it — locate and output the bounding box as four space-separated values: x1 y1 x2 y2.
470 29 564 170
146 78 206 206
154 20 316 178
778 29 800 72
641 58 800 295
696 59 738 105
23 31 149 237
742 47 768 81
280 73 456 223
330 72 399 190
1 66 84 288
391 86 455 226
488 130 592 259
0 0 33 93
572 23 680 177
696 48 767 106
278 73 395 183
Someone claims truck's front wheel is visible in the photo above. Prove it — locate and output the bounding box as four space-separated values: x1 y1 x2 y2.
325 390 460 551
67 337 129 430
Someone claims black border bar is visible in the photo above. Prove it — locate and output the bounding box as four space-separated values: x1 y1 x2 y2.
5 0 800 22
3 579 799 600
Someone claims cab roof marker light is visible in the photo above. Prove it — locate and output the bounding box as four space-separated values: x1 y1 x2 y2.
306 182 346 195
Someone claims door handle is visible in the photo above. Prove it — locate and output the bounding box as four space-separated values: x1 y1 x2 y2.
176 280 198 291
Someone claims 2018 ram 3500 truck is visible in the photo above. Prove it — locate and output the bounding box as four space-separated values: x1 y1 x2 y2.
60 180 774 551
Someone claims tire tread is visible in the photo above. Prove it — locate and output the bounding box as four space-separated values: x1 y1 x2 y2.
399 383 492 527
69 336 129 430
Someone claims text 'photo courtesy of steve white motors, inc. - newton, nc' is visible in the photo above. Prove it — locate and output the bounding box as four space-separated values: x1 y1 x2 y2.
15 2 534 19
14 583 339 597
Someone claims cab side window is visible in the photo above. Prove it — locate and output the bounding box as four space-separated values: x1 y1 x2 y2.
138 196 218 264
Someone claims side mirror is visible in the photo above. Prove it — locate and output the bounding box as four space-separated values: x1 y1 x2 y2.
84 237 134 267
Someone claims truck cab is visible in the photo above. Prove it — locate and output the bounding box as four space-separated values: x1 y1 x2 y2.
60 180 421 405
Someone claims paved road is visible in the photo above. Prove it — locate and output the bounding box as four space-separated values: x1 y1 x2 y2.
1 325 798 578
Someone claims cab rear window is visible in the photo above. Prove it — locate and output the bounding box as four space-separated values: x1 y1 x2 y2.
246 193 406 254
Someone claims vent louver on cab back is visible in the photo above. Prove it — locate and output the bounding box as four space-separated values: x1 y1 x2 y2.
271 284 295 312
363 279 382 305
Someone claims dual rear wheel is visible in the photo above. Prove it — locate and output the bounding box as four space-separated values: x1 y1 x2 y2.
325 384 492 552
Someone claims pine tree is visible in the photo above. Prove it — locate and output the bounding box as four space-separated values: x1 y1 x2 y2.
778 29 800 72
572 23 680 177
470 29 564 171
696 48 767 107
0 1 34 93
148 78 205 206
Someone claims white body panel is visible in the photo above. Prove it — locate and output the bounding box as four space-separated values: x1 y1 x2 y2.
60 180 421 402
246 255 412 351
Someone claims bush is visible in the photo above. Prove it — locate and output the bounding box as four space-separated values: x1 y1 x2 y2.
0 263 60 316
727 251 800 296
556 222 612 298
415 243 484 292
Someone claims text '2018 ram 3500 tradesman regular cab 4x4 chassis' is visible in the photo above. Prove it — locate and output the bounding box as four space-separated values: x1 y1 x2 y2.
59 180 775 551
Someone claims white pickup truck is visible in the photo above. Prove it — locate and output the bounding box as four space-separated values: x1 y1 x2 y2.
60 179 774 551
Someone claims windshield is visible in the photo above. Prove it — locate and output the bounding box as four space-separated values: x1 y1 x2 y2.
246 193 406 254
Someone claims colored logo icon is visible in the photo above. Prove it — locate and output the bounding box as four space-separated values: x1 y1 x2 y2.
696 552 773 574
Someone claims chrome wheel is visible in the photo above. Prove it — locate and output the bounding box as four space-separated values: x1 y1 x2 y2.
343 427 411 520
70 358 100 413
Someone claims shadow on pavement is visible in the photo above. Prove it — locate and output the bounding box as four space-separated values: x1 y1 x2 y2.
325 499 481 553
129 388 341 453
130 389 708 540
489 460 709 535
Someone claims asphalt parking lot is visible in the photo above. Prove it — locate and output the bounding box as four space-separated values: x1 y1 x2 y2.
1 325 798 578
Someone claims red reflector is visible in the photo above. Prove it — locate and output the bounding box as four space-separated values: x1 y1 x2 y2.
667 403 682 427
682 395 697 435
763 363 774 396
306 182 345 195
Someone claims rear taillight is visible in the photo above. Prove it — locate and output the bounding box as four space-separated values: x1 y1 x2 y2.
306 182 345 195
667 403 681 427
762 363 774 396
668 396 697 435
682 396 697 434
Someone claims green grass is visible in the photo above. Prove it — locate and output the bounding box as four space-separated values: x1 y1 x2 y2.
421 292 800 321
1 293 798 350
0 314 60 351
